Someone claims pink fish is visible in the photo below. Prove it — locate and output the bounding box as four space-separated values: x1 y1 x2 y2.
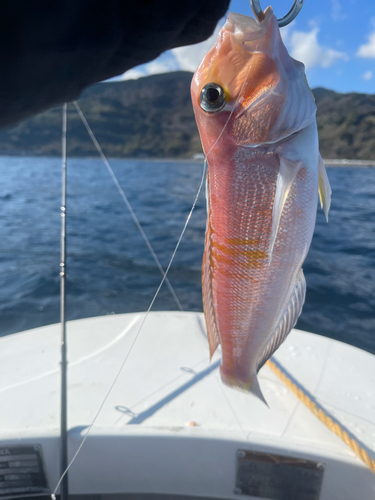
191 7 331 402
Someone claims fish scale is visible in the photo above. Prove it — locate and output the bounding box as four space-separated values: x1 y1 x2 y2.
209 152 307 372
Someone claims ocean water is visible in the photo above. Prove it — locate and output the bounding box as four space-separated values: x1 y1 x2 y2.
0 157 374 355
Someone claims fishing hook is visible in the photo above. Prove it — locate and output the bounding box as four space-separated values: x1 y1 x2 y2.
250 0 304 27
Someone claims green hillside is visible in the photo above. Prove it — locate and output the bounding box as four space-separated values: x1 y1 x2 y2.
0 72 374 160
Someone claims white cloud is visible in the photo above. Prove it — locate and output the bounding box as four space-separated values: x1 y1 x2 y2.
120 68 147 81
363 70 373 80
113 19 348 82
171 20 224 72
330 0 347 22
357 32 375 58
141 58 179 75
280 23 292 46
119 55 180 81
287 27 348 69
110 18 225 82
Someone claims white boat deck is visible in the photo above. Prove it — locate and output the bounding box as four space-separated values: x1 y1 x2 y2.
0 312 374 499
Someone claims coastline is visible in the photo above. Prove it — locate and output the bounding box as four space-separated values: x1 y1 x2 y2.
323 159 375 166
0 154 375 165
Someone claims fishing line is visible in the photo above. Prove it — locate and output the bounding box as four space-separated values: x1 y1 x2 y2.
73 101 183 311
53 45 255 496
52 124 207 499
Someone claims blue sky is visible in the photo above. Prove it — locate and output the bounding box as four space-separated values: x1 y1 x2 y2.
114 0 375 94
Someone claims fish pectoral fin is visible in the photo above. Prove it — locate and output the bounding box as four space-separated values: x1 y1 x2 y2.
318 155 332 222
256 269 306 372
270 157 303 259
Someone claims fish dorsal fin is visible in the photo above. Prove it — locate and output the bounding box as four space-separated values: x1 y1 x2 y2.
256 269 306 372
318 155 331 222
269 157 302 259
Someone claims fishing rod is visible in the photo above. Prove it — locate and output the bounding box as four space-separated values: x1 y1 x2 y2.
59 102 69 500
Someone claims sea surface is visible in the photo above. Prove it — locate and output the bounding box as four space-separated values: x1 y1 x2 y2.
0 157 374 355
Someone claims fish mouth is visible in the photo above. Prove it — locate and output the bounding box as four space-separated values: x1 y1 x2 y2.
224 7 274 42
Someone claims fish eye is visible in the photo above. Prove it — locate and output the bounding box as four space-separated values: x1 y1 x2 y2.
199 83 226 113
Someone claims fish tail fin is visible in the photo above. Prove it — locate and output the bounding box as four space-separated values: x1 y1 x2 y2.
247 373 269 407
220 367 268 406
